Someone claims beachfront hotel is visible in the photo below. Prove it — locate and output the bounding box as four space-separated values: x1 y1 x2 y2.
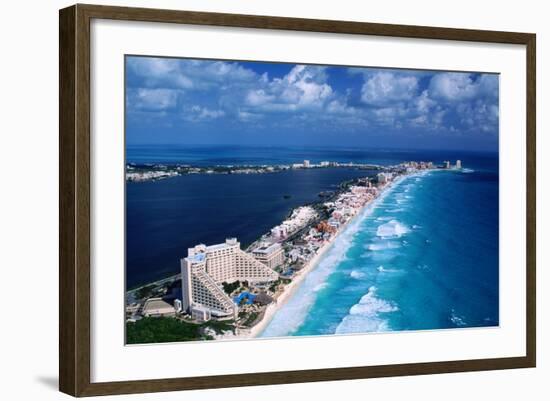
251 242 285 269
270 206 317 240
181 238 279 319
377 172 391 184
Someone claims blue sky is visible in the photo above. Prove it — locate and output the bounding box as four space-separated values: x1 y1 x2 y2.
126 56 499 151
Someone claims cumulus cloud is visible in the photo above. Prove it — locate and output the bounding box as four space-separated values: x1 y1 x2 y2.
238 110 262 122
326 99 357 115
127 58 194 89
428 72 498 101
456 99 499 133
183 105 225 122
127 57 258 90
127 88 178 111
245 89 275 107
413 90 436 114
361 72 419 105
126 56 499 140
243 65 334 113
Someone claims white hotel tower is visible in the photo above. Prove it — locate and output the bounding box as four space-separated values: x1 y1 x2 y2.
181 238 278 318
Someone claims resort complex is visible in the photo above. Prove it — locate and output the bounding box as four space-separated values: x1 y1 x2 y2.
251 242 285 270
126 158 466 341
180 238 279 320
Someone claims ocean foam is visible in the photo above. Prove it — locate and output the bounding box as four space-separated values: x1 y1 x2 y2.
335 286 398 334
376 220 410 238
377 265 402 273
350 270 366 279
450 309 467 326
313 283 328 292
367 241 402 251
461 168 475 173
385 208 405 213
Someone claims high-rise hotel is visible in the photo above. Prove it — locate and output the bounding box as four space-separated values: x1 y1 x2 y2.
181 238 279 319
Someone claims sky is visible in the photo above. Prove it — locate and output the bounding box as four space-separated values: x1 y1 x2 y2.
126 56 499 151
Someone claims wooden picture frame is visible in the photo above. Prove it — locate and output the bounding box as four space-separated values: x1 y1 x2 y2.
59 3 536 397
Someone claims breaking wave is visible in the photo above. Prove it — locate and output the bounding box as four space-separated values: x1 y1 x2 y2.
376 220 410 238
350 270 366 279
335 286 398 334
260 186 390 338
367 241 402 251
450 309 467 326
377 265 402 273
313 283 328 292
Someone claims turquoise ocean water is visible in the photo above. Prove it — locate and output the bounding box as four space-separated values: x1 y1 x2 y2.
260 165 499 336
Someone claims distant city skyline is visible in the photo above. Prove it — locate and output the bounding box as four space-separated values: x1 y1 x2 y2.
126 56 499 152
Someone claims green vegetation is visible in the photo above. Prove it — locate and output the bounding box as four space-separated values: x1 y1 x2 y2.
242 312 259 327
269 276 292 289
222 280 241 295
127 317 202 344
206 319 235 335
269 279 283 293
126 317 235 344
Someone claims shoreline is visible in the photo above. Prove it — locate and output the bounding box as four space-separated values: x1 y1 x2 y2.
241 173 411 339
126 161 383 182
126 163 449 342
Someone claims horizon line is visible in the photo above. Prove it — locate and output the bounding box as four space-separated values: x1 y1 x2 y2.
126 143 499 153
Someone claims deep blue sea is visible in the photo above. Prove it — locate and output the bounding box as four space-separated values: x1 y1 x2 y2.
126 166 371 288
126 145 499 333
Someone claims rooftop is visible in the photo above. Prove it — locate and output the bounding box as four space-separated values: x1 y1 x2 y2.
143 298 175 313
253 242 282 254
188 253 206 263
205 238 239 252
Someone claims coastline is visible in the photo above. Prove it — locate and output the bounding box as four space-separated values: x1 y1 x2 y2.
126 163 451 342
242 173 410 339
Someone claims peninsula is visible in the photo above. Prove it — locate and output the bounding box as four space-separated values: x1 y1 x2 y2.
126 159 462 343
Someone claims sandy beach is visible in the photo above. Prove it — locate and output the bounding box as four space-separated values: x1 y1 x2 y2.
240 175 408 339
245 231 337 338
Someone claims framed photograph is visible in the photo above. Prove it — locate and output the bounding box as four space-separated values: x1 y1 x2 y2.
59 4 536 397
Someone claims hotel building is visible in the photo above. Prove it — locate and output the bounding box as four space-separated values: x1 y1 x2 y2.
377 172 391 184
251 242 285 269
181 238 278 318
